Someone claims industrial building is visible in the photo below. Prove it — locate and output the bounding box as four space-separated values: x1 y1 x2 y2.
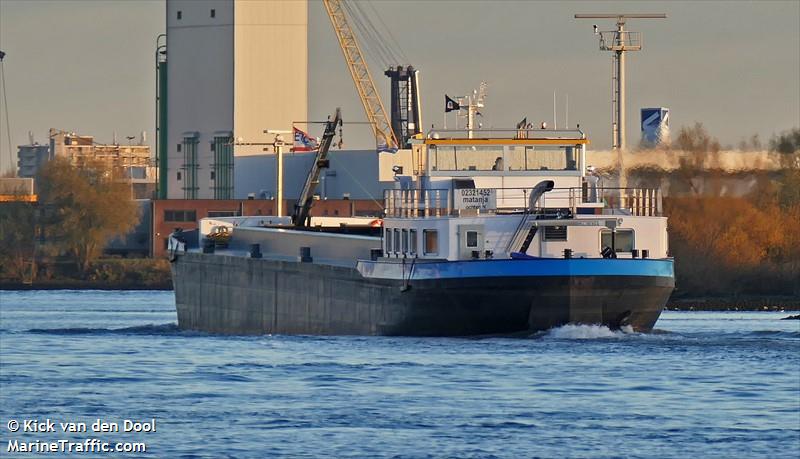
151 0 418 257
162 0 308 200
159 0 418 203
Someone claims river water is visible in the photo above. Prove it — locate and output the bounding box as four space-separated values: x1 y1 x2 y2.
0 290 798 458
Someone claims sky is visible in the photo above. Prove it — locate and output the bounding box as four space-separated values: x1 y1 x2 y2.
1 0 799 175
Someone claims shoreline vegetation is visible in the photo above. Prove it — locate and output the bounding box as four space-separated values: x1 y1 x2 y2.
0 258 173 291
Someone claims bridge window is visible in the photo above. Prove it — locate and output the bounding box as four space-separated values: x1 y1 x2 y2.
409 229 417 255
430 145 505 171
423 229 438 255
524 146 577 171
394 229 401 253
402 229 408 253
429 144 580 172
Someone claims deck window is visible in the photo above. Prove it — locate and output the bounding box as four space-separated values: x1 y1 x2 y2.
466 230 479 248
423 229 438 255
600 229 635 252
543 226 567 241
385 228 393 254
402 229 408 253
409 229 418 255
394 229 401 253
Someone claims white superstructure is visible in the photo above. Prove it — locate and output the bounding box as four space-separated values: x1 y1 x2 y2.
381 129 669 261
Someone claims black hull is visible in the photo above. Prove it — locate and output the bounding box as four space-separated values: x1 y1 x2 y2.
171 253 673 336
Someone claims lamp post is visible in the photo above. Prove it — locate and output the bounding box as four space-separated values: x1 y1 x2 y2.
574 14 666 151
264 129 292 217
154 34 167 199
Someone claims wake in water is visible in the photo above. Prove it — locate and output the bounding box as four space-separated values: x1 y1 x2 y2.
537 323 637 340
534 323 799 342
27 323 182 336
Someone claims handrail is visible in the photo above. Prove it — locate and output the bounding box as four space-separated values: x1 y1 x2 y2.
383 186 662 218
426 128 585 140
384 188 451 218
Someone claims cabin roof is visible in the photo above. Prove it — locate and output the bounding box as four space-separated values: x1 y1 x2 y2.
421 128 588 146
424 138 589 146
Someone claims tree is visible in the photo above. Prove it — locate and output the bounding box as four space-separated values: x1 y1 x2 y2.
738 133 762 151
675 122 721 155
37 158 139 273
770 128 800 154
0 200 37 281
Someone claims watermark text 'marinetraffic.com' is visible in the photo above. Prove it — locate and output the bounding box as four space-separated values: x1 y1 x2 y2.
7 438 147 454
5 418 156 454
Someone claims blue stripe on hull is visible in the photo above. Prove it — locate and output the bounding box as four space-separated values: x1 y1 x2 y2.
357 258 674 281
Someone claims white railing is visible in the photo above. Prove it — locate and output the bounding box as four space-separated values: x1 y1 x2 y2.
384 189 451 218
383 187 662 218
426 128 585 140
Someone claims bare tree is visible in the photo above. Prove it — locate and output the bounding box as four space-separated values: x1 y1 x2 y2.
675 122 721 156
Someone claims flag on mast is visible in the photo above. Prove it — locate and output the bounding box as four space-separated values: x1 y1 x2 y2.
292 127 318 152
377 133 398 154
445 95 460 112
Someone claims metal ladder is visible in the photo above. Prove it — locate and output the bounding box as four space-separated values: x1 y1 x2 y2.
507 214 538 254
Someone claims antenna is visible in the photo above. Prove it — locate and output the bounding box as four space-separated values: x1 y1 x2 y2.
465 82 487 138
476 81 488 108
575 13 666 150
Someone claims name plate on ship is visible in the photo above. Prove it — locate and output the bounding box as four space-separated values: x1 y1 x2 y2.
455 188 497 211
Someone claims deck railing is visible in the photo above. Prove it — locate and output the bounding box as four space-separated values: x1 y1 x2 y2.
383 187 662 218
426 128 585 140
384 189 451 218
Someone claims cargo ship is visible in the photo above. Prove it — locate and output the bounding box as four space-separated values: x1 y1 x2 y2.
168 109 674 336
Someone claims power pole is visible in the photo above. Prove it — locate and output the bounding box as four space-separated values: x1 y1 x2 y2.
575 14 666 151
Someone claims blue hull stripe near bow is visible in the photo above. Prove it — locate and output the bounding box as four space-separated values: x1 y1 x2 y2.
357 258 674 281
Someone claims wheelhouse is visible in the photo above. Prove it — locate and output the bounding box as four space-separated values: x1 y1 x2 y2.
380 129 668 262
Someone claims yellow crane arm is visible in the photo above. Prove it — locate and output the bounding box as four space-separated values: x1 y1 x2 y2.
322 0 398 150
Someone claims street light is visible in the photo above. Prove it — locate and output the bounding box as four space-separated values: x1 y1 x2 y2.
575 14 666 150
264 129 292 217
